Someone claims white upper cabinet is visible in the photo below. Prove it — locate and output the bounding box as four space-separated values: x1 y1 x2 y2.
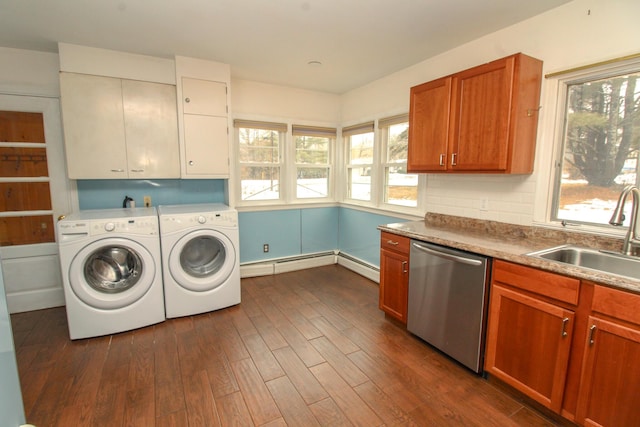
175 56 232 179
182 78 227 116
180 78 229 177
122 79 180 178
59 72 180 179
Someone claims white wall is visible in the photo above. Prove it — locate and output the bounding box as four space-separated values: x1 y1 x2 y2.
341 0 640 225
0 47 60 97
231 78 340 124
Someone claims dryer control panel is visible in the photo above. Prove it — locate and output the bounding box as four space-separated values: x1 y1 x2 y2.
159 211 237 233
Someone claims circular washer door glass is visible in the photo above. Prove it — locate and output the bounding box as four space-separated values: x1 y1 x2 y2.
180 236 226 278
84 245 142 293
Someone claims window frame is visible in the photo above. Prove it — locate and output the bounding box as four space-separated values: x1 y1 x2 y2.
234 120 287 205
378 114 419 210
546 57 640 230
343 122 376 204
291 125 335 202
234 119 338 207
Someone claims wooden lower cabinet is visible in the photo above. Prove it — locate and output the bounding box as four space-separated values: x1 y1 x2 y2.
575 286 640 427
484 283 575 412
487 261 640 426
379 232 410 323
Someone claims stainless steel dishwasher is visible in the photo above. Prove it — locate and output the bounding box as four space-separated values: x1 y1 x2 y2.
407 240 490 373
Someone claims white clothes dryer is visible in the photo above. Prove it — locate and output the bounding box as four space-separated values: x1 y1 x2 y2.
157 203 240 318
57 207 165 340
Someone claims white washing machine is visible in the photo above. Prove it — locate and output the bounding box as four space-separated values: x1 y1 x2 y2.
158 203 240 318
57 207 165 340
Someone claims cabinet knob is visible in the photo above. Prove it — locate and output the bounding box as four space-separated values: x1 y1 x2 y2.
189 160 194 166
185 97 191 103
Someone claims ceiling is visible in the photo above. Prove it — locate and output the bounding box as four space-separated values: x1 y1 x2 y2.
0 0 571 94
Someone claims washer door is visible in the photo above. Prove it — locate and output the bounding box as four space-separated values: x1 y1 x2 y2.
68 237 156 310
168 229 236 292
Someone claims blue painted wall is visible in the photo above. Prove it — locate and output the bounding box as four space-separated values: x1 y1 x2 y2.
239 209 302 263
238 207 340 263
238 206 406 267
338 207 408 266
301 207 339 254
76 179 226 210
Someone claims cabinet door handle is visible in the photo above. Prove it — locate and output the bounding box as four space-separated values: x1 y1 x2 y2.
588 324 597 345
130 169 144 173
402 261 408 273
439 153 445 166
561 317 569 337
110 169 125 173
386 240 399 246
185 97 191 103
451 153 457 166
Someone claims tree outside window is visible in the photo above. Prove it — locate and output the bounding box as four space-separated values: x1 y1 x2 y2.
293 125 334 199
238 126 282 201
381 118 418 207
346 132 374 201
554 69 640 226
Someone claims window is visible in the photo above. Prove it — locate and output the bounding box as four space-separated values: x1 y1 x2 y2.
292 125 334 199
235 120 286 201
344 122 375 202
379 114 418 207
551 60 640 227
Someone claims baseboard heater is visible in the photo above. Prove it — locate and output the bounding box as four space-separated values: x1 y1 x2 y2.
240 251 379 283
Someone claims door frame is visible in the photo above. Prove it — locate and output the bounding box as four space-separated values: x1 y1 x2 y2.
0 93 77 313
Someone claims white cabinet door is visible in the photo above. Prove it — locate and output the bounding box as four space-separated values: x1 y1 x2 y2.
122 80 180 178
182 78 227 116
183 114 229 176
60 73 128 179
179 77 229 177
60 73 180 179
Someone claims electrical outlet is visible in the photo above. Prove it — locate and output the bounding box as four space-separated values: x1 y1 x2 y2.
143 196 151 207
480 197 489 211
263 244 269 253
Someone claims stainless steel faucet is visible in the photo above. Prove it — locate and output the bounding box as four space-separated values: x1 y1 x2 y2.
609 185 640 255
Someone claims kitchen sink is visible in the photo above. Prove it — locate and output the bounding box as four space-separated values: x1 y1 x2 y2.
527 245 640 280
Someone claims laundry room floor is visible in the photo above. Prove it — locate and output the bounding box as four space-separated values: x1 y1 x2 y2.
11 265 565 426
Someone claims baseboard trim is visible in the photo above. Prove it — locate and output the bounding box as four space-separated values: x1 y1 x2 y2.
274 254 336 274
240 251 380 284
336 255 379 283
240 252 336 278
7 287 65 314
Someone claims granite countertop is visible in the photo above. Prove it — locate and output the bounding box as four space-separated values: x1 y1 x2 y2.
378 214 640 295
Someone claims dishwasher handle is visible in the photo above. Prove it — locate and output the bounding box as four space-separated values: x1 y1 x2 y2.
411 242 483 266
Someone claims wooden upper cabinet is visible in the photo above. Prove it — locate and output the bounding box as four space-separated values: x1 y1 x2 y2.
408 53 543 174
408 77 452 172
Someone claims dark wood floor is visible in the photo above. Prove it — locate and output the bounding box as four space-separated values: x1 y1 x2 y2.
11 265 562 426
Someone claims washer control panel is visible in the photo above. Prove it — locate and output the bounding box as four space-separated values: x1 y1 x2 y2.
58 217 159 237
